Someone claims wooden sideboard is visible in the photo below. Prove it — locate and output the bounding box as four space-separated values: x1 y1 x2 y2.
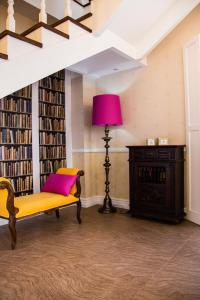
127 145 185 223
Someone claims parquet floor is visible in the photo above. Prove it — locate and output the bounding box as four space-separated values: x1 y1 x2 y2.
0 206 200 300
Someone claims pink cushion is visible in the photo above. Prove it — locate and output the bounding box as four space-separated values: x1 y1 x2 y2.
41 173 78 196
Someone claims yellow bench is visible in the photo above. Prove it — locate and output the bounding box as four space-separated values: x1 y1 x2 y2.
0 168 84 249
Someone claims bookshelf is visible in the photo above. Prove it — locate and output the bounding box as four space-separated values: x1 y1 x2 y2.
0 86 33 197
39 70 67 188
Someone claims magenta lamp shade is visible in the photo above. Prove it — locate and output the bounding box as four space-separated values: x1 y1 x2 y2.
92 94 123 126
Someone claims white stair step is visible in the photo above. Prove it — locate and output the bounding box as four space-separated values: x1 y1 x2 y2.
53 16 92 39
22 23 69 48
0 30 42 60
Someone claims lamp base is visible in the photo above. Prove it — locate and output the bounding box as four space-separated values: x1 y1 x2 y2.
98 197 117 214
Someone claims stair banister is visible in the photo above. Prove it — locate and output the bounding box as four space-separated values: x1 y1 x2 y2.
39 0 47 23
6 0 15 32
65 0 72 17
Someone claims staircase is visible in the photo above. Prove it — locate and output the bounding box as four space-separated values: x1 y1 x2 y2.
0 0 199 98
0 0 137 98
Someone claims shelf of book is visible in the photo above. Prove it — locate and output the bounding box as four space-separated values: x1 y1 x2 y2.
39 70 67 188
0 85 33 197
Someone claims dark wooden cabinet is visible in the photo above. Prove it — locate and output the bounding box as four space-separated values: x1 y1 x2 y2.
127 145 185 223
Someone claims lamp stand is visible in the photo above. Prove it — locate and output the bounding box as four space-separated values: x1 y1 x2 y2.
98 125 117 214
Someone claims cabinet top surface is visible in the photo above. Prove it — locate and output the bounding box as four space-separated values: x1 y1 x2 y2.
126 145 186 148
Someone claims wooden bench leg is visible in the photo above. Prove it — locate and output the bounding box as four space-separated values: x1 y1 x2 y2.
9 215 16 250
77 200 82 224
55 209 60 219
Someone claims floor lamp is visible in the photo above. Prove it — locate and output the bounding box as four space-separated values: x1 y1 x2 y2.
92 94 123 214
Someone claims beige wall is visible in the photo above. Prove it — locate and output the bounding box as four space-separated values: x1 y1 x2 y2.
81 0 122 32
78 5 200 201
96 5 200 147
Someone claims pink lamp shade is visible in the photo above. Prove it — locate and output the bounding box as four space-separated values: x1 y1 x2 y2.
92 94 123 126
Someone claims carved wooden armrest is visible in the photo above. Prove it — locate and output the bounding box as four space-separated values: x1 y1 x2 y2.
74 170 84 198
0 181 18 217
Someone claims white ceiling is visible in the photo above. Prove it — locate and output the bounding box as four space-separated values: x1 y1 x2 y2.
105 0 200 57
68 48 143 78
107 0 177 45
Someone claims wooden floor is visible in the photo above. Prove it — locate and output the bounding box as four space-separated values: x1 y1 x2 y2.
0 206 200 300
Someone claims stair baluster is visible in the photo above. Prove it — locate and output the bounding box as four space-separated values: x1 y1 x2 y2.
6 0 15 32
39 0 47 23
65 0 72 17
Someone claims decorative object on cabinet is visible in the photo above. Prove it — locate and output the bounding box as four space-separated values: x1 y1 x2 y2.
146 138 157 146
158 137 168 145
127 145 185 223
92 94 123 214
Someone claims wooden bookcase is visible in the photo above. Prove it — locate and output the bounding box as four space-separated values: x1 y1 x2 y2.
0 86 33 197
39 70 67 188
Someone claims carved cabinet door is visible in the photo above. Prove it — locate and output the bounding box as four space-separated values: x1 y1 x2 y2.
132 161 175 214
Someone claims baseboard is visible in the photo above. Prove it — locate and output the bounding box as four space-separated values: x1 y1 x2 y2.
112 198 129 209
0 219 8 226
81 196 102 208
0 213 43 227
185 210 200 225
81 196 129 209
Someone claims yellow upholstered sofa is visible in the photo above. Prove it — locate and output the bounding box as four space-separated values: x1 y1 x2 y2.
0 168 84 249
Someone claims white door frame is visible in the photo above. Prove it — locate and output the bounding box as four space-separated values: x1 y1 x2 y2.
184 35 200 225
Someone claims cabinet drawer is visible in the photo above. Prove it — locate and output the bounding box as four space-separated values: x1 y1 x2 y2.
130 149 156 161
130 148 177 161
157 148 176 160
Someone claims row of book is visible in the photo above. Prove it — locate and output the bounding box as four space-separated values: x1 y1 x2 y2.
0 112 32 128
40 159 66 174
0 145 32 160
0 97 32 113
17 191 33 197
39 117 65 131
39 78 65 92
11 176 33 193
40 145 66 159
0 129 32 144
12 86 32 98
39 89 65 105
51 70 65 79
0 161 32 177
39 132 65 145
39 103 65 118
